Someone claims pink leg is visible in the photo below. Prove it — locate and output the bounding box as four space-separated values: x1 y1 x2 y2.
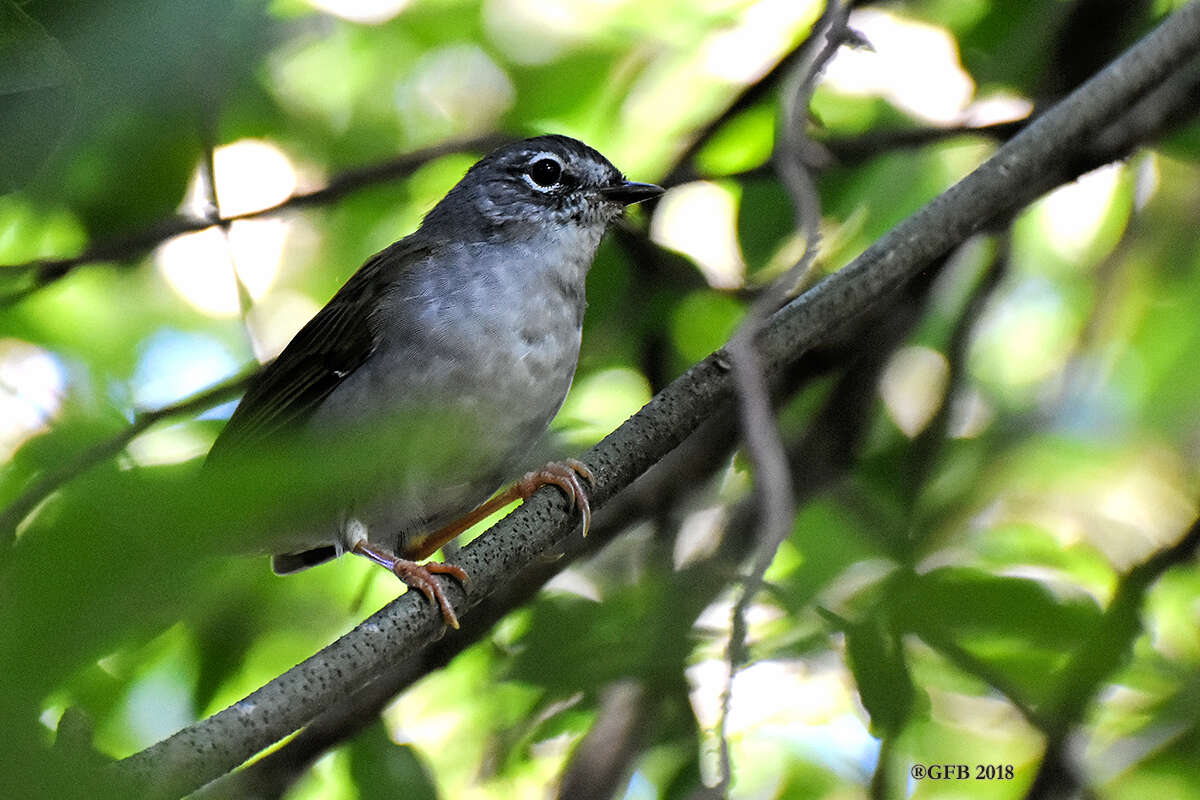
406 458 596 561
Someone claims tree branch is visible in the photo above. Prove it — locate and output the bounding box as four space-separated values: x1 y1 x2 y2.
554 682 651 800
112 4 1200 796
0 134 510 306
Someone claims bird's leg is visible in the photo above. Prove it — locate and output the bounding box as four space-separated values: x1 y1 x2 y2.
405 458 595 561
349 536 468 630
351 460 592 628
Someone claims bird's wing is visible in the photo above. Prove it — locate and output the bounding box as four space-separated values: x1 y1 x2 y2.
208 239 428 461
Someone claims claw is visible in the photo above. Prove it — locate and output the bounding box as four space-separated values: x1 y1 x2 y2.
353 541 467 629
517 459 594 537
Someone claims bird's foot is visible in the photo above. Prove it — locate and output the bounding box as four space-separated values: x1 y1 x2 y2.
514 458 595 537
403 458 597 563
352 541 468 629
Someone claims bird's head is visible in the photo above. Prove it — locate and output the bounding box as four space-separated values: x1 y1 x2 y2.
422 135 663 238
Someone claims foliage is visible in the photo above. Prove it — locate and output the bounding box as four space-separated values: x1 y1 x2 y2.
1 0 1199 798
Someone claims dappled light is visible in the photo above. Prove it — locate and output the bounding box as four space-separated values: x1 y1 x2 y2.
823 8 975 125
0 339 65 461
651 180 746 288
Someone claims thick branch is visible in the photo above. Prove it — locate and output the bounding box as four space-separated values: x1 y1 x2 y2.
114 5 1200 796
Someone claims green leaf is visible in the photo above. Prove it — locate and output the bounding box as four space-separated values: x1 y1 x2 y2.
896 566 1104 707
506 577 694 697
0 0 75 191
736 176 795 275
695 103 774 177
844 616 917 737
348 721 439 800
898 566 1102 648
668 290 744 364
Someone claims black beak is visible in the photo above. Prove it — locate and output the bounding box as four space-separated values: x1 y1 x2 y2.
599 180 665 206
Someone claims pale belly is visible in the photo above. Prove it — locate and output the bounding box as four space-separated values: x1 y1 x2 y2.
287 302 581 556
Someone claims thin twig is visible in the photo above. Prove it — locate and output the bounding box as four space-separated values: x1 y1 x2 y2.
713 2 854 791
0 134 510 306
922 633 1048 732
819 119 1028 166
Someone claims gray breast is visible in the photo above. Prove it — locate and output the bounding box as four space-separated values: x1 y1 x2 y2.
304 237 589 550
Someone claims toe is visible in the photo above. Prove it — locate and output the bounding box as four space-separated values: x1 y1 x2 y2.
392 561 461 629
566 457 595 486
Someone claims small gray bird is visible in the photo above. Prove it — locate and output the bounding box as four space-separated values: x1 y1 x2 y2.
209 135 662 628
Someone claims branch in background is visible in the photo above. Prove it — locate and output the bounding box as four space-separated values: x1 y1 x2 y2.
554 682 651 800
658 12 827 190
818 119 1027 167
901 234 1010 509
0 134 510 306
0 371 255 547
109 7 1200 795
1025 515 1200 800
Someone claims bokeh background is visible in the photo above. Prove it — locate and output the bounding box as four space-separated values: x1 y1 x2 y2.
2 0 1200 797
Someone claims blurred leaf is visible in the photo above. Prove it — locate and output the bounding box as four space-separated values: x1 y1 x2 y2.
844 615 918 737
506 577 693 697
695 104 775 176
898 566 1102 648
778 498 893 614
508 48 626 131
929 0 1065 94
662 750 703 800
737 176 795 274
0 0 76 192
668 290 744 364
348 721 439 800
777 759 841 800
189 602 259 714
20 0 274 233
896 566 1104 708
976 522 1116 597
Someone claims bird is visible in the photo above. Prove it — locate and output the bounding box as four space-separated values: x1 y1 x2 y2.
207 135 663 629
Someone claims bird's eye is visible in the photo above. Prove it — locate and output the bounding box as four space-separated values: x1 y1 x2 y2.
527 157 562 188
